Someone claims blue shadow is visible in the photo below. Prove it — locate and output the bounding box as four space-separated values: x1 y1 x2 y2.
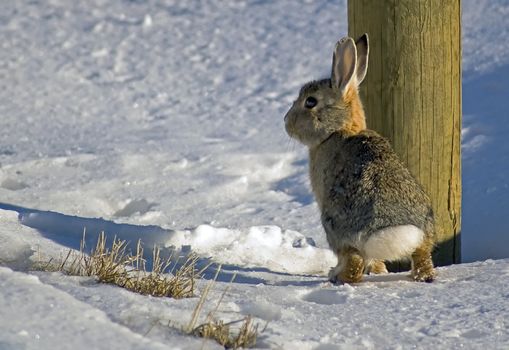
0 202 320 285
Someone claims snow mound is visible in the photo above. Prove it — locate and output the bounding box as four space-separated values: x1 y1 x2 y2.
167 224 335 275
0 211 34 271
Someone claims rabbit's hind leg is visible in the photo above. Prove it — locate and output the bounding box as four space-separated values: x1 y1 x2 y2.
329 246 364 284
411 237 435 282
366 259 388 275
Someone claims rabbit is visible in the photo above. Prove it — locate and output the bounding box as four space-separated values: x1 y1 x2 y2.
284 34 435 283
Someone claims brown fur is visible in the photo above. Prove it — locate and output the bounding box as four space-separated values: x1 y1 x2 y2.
342 86 367 134
411 237 436 282
369 260 388 275
337 247 365 283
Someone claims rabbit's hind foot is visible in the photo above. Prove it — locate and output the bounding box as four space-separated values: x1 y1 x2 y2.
366 259 388 275
411 238 435 283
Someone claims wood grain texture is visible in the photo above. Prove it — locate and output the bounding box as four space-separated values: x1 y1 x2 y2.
348 0 461 265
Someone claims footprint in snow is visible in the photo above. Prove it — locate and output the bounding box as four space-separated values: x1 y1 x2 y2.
113 199 156 217
1 178 29 191
302 289 351 305
240 300 282 321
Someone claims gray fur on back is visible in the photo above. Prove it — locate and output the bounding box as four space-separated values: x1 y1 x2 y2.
310 129 434 253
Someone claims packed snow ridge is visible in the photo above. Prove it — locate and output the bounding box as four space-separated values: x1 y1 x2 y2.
167 224 336 274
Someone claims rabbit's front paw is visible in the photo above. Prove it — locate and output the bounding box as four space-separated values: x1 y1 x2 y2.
329 249 364 284
338 253 364 283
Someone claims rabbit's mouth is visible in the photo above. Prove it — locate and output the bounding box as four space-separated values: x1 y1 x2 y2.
284 120 305 145
283 111 296 135
284 122 299 142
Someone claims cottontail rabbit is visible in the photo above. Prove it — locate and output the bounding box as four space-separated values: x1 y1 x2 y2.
284 34 435 283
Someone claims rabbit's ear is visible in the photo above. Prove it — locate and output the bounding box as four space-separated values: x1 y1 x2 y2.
331 37 357 95
355 33 369 84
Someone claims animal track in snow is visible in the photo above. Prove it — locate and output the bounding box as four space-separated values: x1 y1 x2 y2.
113 199 156 217
240 300 282 321
1 178 29 191
302 289 352 305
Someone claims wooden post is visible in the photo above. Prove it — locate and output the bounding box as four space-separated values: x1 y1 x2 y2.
348 0 461 266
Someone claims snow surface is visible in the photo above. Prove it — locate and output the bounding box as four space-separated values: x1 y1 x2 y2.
1 0 509 349
1 209 509 349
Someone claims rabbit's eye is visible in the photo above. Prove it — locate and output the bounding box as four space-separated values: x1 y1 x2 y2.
304 96 317 109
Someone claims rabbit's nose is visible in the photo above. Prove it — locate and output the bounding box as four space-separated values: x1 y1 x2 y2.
284 105 295 124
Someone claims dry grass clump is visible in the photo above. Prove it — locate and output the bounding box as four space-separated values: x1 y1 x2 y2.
35 232 198 299
68 233 132 284
185 267 259 349
124 241 197 298
192 315 258 349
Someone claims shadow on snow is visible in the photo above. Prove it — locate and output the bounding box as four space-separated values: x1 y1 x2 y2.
0 202 322 286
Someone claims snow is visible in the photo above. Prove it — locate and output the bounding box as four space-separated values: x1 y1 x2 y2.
1 209 509 349
0 267 170 350
1 0 509 348
167 224 335 275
